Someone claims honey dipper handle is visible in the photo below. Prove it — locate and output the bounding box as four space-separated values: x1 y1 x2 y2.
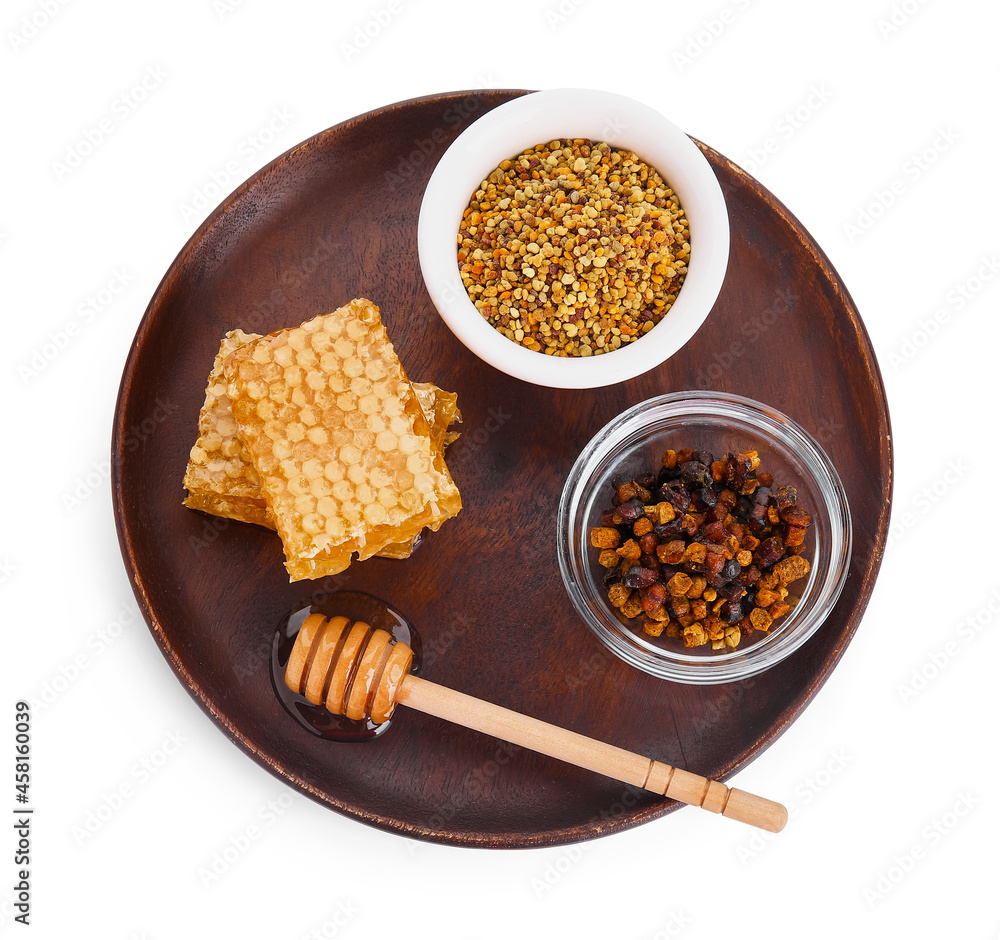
395 676 786 833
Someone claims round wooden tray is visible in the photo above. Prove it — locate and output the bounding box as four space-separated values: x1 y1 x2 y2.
111 90 892 847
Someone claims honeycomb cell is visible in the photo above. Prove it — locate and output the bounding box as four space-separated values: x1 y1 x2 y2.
406 453 430 475
344 410 367 431
331 480 354 501
287 476 310 497
293 494 316 515
293 440 315 462
323 409 346 430
311 331 334 354
413 472 435 496
398 432 420 455
351 375 373 396
273 345 296 368
310 477 332 499
353 430 375 452
302 458 323 479
339 443 362 466
369 467 392 488
302 513 324 535
376 431 398 452
359 394 380 415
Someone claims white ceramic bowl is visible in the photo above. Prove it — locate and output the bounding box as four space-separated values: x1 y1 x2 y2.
417 88 730 388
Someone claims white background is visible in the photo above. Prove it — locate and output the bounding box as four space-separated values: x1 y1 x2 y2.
2 0 997 937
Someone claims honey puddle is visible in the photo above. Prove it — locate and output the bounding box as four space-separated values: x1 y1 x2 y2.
271 591 420 741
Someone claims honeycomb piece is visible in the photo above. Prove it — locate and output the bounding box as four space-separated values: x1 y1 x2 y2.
183 332 460 559
224 299 462 581
182 329 267 524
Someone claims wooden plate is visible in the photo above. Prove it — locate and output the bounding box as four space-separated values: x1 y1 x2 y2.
111 90 892 847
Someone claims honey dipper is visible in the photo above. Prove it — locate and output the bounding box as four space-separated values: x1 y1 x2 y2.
284 613 788 832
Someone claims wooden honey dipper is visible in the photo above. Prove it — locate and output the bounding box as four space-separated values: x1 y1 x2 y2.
284 613 788 832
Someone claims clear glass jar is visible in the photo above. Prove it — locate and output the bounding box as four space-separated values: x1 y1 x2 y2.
557 391 853 683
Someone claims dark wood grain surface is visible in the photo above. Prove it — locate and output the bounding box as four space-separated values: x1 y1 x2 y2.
111 90 892 847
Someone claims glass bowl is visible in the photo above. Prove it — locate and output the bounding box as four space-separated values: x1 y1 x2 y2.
557 391 852 683
417 88 730 389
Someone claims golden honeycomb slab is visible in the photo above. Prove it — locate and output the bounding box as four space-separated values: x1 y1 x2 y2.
223 298 462 580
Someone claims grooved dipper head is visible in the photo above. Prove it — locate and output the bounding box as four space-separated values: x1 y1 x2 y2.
284 613 413 723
